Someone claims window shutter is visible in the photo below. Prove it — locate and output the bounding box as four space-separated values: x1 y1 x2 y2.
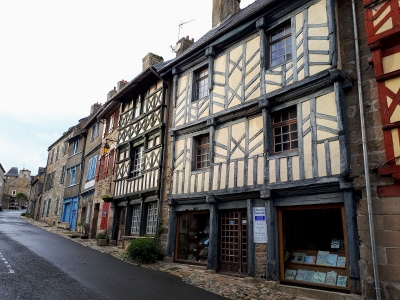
92 155 98 179
109 114 115 133
112 149 117 175
86 158 92 181
95 156 101 181
103 153 110 179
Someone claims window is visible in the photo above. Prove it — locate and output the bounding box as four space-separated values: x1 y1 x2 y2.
146 202 158 235
70 166 77 186
55 146 59 161
195 134 210 170
54 197 59 215
194 67 209 101
50 149 55 164
60 165 66 183
86 155 98 181
134 97 141 119
270 24 292 68
46 199 51 217
90 123 98 141
72 140 79 155
131 146 144 177
272 107 298 153
109 114 115 133
131 204 141 234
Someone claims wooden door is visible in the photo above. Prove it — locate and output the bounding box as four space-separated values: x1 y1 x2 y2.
117 207 126 244
91 203 99 239
219 210 248 275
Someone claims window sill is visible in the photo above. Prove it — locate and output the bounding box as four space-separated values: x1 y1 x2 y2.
267 59 293 72
267 149 299 160
191 168 210 174
191 95 210 103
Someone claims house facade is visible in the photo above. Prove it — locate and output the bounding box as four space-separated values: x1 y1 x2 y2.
2 167 31 209
39 129 72 224
60 105 101 230
27 167 46 220
110 53 169 248
0 163 5 204
159 0 366 296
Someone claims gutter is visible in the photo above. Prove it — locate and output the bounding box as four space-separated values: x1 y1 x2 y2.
351 1 381 299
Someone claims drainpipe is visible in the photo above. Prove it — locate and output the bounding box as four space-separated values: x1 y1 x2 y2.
351 1 381 298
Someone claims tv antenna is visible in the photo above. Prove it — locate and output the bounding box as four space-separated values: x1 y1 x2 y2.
171 19 195 53
177 19 195 41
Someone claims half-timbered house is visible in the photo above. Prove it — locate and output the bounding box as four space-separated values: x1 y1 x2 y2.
110 53 169 248
160 0 361 295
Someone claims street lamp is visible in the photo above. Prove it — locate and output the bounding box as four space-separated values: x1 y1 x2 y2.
101 139 117 155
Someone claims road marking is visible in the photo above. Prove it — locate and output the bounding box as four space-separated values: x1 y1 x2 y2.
0 253 15 274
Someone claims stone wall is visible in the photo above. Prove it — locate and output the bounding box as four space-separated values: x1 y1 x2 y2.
337 0 400 298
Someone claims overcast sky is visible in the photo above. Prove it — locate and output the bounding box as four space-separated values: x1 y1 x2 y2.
0 0 255 175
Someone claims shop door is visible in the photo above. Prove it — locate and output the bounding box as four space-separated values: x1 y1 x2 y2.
219 210 248 275
91 203 99 239
117 207 126 245
69 197 78 230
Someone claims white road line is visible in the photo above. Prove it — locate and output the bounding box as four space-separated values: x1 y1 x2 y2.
0 253 15 274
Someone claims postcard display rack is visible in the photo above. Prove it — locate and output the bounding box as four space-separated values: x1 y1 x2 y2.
278 205 350 291
175 212 210 264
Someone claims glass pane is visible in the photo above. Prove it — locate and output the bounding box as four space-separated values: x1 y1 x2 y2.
283 134 290 142
283 143 290 151
275 136 281 143
291 140 298 149
291 132 298 140
282 125 289 133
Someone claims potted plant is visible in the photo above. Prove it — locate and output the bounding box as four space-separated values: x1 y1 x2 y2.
96 232 108 246
101 195 113 202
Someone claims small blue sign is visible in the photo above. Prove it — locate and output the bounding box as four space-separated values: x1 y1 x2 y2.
255 216 265 221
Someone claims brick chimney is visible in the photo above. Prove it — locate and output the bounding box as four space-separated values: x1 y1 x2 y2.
142 53 164 71
90 102 102 114
174 36 195 57
117 80 128 92
212 0 241 28
107 87 117 101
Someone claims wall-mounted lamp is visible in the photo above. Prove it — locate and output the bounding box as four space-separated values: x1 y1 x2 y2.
101 138 117 155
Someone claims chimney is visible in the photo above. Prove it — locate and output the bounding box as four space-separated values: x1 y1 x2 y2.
212 0 241 28
174 36 195 57
90 102 102 114
117 80 128 92
142 53 164 71
107 87 117 101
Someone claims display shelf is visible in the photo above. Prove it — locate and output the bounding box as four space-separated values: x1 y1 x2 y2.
282 278 350 291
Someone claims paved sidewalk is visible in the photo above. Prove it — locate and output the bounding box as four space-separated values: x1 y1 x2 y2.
21 217 311 300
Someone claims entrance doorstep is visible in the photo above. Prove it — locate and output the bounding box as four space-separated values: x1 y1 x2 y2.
58 222 70 230
275 284 363 300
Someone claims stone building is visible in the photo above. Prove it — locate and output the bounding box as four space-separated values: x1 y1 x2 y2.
28 167 46 220
0 163 5 204
78 102 106 238
2 167 31 209
60 103 102 230
39 128 73 224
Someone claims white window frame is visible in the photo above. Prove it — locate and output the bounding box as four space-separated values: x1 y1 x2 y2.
131 204 141 235
146 202 158 235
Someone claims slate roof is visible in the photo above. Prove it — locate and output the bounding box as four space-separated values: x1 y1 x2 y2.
159 0 275 72
5 167 18 177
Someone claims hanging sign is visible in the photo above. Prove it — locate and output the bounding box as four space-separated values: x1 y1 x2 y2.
253 207 268 243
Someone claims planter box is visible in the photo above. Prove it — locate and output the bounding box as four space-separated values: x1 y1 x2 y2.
96 239 108 246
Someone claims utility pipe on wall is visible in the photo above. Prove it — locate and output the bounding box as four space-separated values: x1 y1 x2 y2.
351 0 381 298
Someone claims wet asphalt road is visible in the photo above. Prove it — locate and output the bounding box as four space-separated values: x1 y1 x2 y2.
0 210 226 300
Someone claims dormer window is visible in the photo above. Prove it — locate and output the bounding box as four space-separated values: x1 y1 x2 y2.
194 67 209 101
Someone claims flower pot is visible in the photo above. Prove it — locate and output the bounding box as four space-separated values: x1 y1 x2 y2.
96 239 108 246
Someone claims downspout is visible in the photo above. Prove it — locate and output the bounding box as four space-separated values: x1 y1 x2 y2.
351 1 381 298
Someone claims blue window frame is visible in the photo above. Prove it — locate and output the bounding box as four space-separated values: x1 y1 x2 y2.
85 155 98 181
70 166 77 186
72 140 79 155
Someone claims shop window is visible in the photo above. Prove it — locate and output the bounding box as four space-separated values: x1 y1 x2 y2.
194 134 210 170
145 202 158 235
131 204 141 235
176 212 210 264
131 146 144 177
270 24 292 68
194 66 209 101
278 205 349 291
272 107 298 153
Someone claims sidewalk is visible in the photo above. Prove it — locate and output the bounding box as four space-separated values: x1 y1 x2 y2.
22 217 311 300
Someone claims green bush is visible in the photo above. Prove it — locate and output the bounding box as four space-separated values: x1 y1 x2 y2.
126 238 164 264
95 232 107 240
21 212 26 216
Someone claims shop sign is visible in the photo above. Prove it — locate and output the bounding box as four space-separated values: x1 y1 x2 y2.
253 207 268 243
